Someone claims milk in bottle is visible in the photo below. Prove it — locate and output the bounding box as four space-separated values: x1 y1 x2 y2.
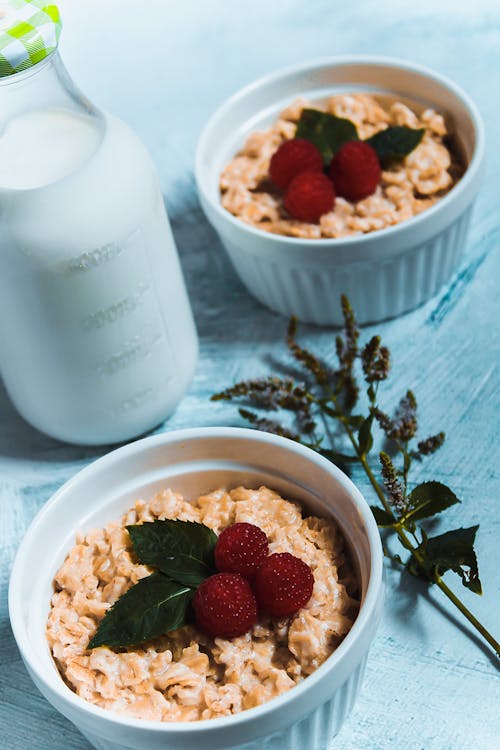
0 2 198 444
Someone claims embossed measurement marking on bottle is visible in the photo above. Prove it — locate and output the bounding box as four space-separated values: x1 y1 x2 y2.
96 331 164 376
80 282 150 332
58 239 125 275
108 379 174 417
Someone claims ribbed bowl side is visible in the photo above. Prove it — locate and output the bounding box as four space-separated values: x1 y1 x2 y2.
79 657 368 750
223 206 473 325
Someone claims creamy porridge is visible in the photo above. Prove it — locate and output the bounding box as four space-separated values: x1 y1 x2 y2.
220 93 462 238
46 486 358 722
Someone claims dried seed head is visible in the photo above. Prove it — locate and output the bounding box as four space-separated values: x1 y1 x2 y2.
343 374 360 411
213 376 310 411
287 321 329 386
361 335 391 383
380 451 407 515
374 408 397 438
335 335 344 362
339 295 360 368
375 391 418 443
418 432 446 456
238 409 299 441
395 390 418 441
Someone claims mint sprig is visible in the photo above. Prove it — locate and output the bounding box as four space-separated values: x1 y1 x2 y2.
211 297 500 658
127 520 217 587
296 108 358 165
366 125 425 165
88 573 193 649
295 108 424 166
88 520 217 649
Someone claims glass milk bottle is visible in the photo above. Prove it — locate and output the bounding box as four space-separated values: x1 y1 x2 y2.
0 2 198 445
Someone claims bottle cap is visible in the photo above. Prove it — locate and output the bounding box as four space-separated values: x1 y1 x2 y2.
0 0 61 78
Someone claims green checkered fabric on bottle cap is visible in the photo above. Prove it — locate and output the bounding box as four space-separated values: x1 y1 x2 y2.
0 0 61 77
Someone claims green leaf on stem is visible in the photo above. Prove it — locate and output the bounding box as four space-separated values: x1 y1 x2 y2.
410 525 482 594
127 520 217 588
319 448 359 464
404 481 460 522
347 414 365 429
370 506 396 527
88 573 193 648
358 415 374 456
296 108 359 165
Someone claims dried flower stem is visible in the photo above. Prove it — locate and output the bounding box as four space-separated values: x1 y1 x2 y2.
336 406 499 656
321 393 497 654
359 453 499 655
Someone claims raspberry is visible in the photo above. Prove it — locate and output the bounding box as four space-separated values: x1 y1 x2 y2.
284 171 335 223
193 573 258 638
269 138 323 190
253 552 314 617
329 140 381 202
215 522 269 578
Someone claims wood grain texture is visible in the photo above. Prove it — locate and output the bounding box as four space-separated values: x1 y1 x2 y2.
1 1 499 748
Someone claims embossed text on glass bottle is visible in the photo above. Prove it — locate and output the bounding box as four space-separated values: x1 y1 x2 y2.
0 53 198 444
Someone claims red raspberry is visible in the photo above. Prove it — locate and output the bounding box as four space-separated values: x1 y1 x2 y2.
284 171 335 223
253 552 314 617
215 522 269 578
329 140 381 202
269 138 323 190
193 573 258 638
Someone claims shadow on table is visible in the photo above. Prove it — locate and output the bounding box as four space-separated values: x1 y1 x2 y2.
385 558 498 667
0 186 329 463
167 184 301 345
420 585 499 668
0 380 127 463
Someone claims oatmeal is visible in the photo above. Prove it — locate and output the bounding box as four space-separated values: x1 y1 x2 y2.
220 94 462 238
46 486 358 722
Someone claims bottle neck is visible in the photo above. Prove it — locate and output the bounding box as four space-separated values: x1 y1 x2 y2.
0 51 101 135
0 51 105 190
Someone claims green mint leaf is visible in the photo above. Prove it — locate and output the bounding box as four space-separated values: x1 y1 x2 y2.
370 506 395 527
296 108 358 165
413 525 482 594
88 573 193 648
127 520 217 588
366 126 424 164
319 448 359 475
404 481 460 522
358 415 374 456
347 414 366 429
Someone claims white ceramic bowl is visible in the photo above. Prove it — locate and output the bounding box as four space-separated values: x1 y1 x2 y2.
9 427 383 750
195 56 485 325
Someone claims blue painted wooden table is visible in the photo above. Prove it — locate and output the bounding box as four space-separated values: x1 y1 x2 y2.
1 1 499 748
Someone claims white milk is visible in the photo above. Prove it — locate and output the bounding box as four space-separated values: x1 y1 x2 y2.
0 109 198 444
0 109 102 189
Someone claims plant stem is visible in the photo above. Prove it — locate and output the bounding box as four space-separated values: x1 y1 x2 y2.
434 576 500 657
324 403 500 659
